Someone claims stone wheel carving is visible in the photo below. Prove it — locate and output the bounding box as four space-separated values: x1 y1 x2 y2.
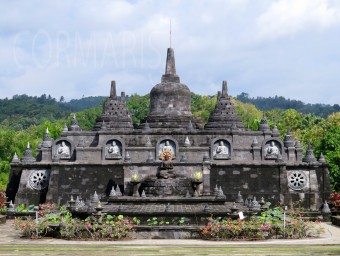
160 149 173 161
29 170 49 190
288 171 307 190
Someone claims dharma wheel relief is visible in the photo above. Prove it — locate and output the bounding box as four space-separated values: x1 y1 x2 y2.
28 169 50 191
287 170 308 191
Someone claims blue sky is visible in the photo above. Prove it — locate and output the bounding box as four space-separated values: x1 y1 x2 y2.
1 0 339 105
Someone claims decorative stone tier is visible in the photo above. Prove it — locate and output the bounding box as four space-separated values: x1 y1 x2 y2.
205 81 244 130
93 81 133 131
145 48 194 129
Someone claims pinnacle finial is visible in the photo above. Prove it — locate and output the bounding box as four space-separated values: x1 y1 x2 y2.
165 48 176 75
46 127 49 133
110 81 117 100
222 80 228 97
27 142 30 149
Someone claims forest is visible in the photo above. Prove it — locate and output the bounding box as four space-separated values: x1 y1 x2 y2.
0 93 339 192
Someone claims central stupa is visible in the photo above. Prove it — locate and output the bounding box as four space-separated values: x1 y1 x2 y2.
141 48 196 129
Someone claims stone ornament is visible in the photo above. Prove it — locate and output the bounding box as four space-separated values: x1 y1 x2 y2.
213 140 230 160
28 170 49 190
56 141 71 159
287 170 307 190
264 141 281 159
158 140 176 159
106 140 122 159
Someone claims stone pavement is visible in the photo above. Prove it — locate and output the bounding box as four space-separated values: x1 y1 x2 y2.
0 220 340 245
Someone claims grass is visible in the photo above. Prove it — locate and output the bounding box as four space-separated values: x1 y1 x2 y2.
0 244 340 255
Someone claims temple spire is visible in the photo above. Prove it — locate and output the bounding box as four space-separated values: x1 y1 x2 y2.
165 48 176 75
222 80 228 97
162 48 180 83
110 81 117 100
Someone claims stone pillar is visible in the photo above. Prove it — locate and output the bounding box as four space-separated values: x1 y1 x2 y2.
252 147 261 160
296 148 303 162
40 148 52 162
202 164 211 195
287 147 295 162
279 165 289 204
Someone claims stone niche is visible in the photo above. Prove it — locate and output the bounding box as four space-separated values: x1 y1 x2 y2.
262 139 283 160
211 138 232 160
53 139 73 160
102 138 125 160
156 138 178 160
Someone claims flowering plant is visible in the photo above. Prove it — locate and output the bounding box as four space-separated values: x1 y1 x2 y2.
0 190 6 210
192 171 203 181
131 173 139 182
330 192 340 207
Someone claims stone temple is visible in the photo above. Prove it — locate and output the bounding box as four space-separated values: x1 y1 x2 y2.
6 48 330 216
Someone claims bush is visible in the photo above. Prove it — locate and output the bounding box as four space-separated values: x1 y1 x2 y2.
14 205 136 240
201 207 324 240
330 192 340 207
0 189 6 210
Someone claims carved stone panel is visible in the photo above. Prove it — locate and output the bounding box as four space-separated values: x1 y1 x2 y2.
55 140 71 159
264 140 281 160
105 140 123 160
287 170 308 191
158 140 176 159
28 170 50 190
212 139 230 160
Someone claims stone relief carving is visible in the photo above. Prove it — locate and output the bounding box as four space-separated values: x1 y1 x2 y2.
264 141 280 159
56 141 71 159
28 170 49 190
158 140 176 159
213 140 230 159
106 140 122 159
287 170 307 190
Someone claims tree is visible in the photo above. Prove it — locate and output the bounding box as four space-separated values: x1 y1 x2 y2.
126 94 150 125
232 99 262 130
191 93 217 125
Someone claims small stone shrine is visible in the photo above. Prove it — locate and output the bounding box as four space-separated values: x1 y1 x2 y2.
6 48 331 215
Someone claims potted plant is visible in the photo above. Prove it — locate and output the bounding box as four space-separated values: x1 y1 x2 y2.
192 171 203 182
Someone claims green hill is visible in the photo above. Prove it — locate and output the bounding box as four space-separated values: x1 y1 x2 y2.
236 92 340 118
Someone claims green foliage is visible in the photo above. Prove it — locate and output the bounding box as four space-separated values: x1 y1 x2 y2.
68 107 102 131
65 96 106 112
0 94 70 130
201 207 324 240
236 92 340 118
191 93 217 124
126 94 150 125
317 120 340 191
14 206 135 240
232 99 262 130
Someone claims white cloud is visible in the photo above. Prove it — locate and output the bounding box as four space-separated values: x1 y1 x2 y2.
256 0 340 40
